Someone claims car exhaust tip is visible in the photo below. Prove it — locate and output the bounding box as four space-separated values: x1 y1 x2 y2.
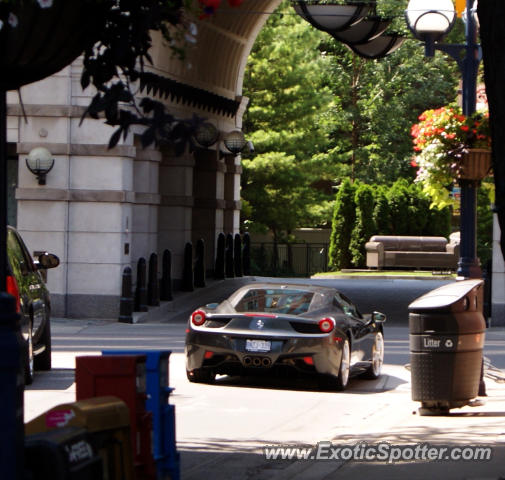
252 357 262 367
243 356 252 366
261 357 272 367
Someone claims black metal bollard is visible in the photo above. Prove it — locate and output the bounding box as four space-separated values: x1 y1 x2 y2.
119 266 133 323
134 257 148 312
194 238 206 288
215 233 226 280
0 292 25 480
225 233 235 278
182 242 194 292
234 233 243 277
243 232 251 276
147 253 160 306
160 249 173 301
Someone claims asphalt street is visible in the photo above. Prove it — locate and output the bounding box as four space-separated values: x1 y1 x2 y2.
161 275 455 325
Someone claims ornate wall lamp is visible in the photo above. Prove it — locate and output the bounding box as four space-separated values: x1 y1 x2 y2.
223 130 247 155
193 122 220 148
25 147 54 185
193 122 249 156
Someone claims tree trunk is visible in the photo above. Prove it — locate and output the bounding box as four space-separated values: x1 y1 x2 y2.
478 0 505 261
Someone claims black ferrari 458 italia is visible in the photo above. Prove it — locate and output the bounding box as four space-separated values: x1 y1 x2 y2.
185 283 386 390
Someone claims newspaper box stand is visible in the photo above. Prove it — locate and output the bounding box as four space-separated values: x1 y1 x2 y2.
75 355 156 480
103 350 180 480
25 396 134 480
25 426 103 479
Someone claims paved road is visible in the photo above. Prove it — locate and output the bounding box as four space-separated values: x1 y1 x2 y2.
163 276 455 325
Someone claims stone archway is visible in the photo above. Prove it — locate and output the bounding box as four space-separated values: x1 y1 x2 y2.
7 0 282 317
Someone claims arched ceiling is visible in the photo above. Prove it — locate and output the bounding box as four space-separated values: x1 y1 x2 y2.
152 0 282 102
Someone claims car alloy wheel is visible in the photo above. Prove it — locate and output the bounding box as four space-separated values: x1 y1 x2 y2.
336 338 351 390
371 332 384 376
362 331 384 379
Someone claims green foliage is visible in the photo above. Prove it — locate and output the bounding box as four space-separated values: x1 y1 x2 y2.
406 183 431 235
329 179 356 269
427 207 452 239
319 37 459 185
373 186 392 235
329 180 454 270
241 152 315 241
243 2 332 161
386 179 411 235
242 0 462 246
350 184 376 267
241 0 336 237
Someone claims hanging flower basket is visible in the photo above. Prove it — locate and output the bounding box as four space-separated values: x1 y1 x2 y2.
458 148 492 181
410 106 492 208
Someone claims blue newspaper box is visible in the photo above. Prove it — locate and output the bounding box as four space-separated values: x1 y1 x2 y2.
103 349 180 480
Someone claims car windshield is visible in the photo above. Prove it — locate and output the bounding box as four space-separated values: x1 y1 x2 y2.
234 288 314 315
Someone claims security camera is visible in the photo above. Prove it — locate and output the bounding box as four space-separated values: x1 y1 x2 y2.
246 141 255 153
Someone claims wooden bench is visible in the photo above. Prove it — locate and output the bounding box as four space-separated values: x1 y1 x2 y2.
365 235 459 270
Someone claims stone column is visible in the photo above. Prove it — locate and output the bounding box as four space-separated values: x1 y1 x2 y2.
223 153 242 234
158 149 195 288
192 148 225 274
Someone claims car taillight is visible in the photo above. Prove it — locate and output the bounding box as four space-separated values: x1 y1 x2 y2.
6 275 21 313
191 310 207 326
318 317 335 333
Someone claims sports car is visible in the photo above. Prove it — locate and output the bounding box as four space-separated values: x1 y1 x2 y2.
185 283 386 390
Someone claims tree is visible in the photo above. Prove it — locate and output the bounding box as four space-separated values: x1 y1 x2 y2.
386 179 411 235
241 0 335 235
350 184 376 267
373 186 392 235
329 179 356 269
242 1 332 161
241 152 312 243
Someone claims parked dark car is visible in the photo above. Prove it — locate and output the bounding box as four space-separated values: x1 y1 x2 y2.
185 283 386 390
6 226 59 384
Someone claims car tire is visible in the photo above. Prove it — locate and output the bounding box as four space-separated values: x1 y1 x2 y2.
319 337 350 391
24 326 34 386
361 331 384 380
34 318 52 371
186 368 215 384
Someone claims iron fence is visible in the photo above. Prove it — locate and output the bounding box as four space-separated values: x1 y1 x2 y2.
250 242 329 277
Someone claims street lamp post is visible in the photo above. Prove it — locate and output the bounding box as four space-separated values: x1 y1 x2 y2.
406 0 482 279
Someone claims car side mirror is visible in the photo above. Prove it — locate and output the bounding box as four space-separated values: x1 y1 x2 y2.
372 311 386 323
37 252 60 269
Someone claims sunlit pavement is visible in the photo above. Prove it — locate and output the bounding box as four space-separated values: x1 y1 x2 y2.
24 314 505 480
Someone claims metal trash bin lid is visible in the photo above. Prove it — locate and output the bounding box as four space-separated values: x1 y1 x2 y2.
408 279 483 313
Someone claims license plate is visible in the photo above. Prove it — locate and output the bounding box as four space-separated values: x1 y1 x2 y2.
246 339 271 353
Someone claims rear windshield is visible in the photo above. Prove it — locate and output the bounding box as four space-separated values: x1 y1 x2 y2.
234 289 314 315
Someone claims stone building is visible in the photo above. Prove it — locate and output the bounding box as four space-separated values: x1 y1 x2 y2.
6 0 281 318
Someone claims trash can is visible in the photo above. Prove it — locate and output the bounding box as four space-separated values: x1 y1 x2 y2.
409 279 486 415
